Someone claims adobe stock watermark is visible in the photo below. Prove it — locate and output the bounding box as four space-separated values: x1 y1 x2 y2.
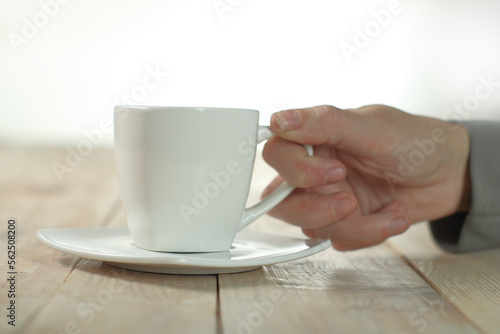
398 295 456 334
384 128 448 192
212 0 245 21
7 0 73 53
384 72 499 191
51 64 168 182
178 136 256 224
48 268 137 334
339 0 405 64
227 289 285 334
444 73 499 122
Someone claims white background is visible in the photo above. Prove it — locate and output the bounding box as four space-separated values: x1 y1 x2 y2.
1 0 500 147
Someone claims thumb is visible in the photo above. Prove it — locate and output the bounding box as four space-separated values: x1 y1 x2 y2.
269 104 406 154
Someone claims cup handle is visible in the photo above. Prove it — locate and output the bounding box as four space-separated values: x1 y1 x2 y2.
238 126 314 231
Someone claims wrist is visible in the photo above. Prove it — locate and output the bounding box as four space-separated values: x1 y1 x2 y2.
458 154 471 212
416 118 471 220
446 122 471 214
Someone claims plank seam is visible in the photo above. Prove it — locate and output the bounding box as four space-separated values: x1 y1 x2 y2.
216 275 223 334
18 257 84 332
387 242 486 334
62 258 82 284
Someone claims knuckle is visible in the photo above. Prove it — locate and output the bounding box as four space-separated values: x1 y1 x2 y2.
312 105 341 142
296 194 327 228
329 193 357 220
261 148 270 164
262 138 291 169
262 137 278 162
294 160 324 188
317 104 336 113
312 105 336 121
327 205 342 223
300 194 338 228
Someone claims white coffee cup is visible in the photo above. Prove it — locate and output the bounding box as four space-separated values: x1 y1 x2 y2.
114 106 313 252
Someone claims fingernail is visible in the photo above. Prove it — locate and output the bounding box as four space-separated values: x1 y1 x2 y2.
334 198 356 218
333 243 348 251
302 228 315 238
324 168 345 183
390 217 409 235
272 109 302 131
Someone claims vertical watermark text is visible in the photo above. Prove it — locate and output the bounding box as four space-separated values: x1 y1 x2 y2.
5 218 17 327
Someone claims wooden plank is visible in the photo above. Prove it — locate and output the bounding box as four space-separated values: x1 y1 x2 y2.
219 242 480 334
16 147 218 334
221 150 480 333
0 147 121 333
21 199 218 334
389 223 500 334
22 259 218 334
3 146 494 334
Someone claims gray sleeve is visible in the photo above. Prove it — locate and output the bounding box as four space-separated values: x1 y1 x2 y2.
429 120 500 253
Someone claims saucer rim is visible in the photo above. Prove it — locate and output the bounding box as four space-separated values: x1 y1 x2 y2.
36 227 331 270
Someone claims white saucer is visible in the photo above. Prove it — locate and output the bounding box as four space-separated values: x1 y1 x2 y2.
37 227 331 274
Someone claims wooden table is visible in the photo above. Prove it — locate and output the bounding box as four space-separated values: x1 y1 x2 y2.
1 146 499 334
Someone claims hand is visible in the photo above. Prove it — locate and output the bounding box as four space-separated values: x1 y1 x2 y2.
262 105 471 251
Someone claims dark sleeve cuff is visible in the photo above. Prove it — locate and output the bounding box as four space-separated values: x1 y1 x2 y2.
429 120 500 253
429 213 466 253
